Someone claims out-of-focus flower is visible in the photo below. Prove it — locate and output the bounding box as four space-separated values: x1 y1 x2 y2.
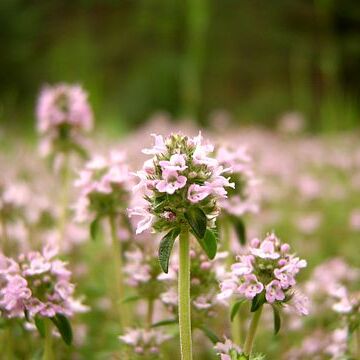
74 150 133 227
36 83 93 157
218 233 308 316
216 145 260 217
119 328 171 358
0 244 86 319
214 337 243 360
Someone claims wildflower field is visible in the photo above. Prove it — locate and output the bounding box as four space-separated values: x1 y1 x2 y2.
1 2 360 359
0 87 359 360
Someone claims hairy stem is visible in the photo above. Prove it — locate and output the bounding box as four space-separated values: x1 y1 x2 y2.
43 319 54 360
243 306 263 356
59 154 71 248
178 230 193 360
109 215 128 330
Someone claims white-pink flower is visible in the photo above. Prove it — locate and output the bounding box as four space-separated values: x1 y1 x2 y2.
155 169 187 194
265 280 285 303
159 154 187 172
238 274 264 299
187 184 210 203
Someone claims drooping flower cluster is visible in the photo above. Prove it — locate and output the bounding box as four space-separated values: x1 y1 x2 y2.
36 83 93 157
216 146 259 217
218 233 308 315
0 245 86 319
119 328 171 359
129 133 234 235
74 150 133 225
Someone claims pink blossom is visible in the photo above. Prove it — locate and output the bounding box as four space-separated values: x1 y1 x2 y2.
155 169 187 194
159 154 187 171
128 207 154 234
231 255 253 276
187 184 210 203
274 267 296 289
142 134 166 155
265 280 285 303
251 239 280 259
238 274 264 299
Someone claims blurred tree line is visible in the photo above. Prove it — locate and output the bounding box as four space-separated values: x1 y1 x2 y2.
0 0 359 133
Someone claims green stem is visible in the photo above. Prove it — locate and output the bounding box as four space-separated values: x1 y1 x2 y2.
1 213 9 255
109 215 128 330
4 327 14 360
43 319 55 360
243 306 263 357
222 217 244 345
178 230 193 360
59 154 71 248
356 327 360 359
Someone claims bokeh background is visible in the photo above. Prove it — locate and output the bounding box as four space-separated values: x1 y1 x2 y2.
1 0 360 134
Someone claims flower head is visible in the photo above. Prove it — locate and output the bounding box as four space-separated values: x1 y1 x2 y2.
0 245 85 319
129 132 233 235
74 150 133 224
36 83 93 157
218 232 308 316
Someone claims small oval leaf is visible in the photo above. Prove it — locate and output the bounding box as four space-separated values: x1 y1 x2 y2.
195 229 217 260
197 325 220 344
90 217 101 241
184 207 207 239
273 306 281 335
51 314 73 346
35 317 45 338
158 228 180 273
151 318 178 328
251 291 266 312
230 299 245 322
231 216 246 245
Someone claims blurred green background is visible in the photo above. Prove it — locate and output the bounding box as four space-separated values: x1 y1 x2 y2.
1 0 359 134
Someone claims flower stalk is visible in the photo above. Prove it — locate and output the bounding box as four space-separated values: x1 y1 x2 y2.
243 305 263 357
43 319 55 360
59 154 70 247
109 214 128 329
178 230 193 360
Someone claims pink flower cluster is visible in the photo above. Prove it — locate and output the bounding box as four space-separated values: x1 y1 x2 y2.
216 145 260 216
129 133 234 234
214 337 242 360
218 233 308 314
36 83 93 156
74 150 133 222
0 245 85 319
119 328 171 357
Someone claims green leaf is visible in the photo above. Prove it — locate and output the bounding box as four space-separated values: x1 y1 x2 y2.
195 229 217 260
251 292 266 312
184 206 207 239
90 217 101 241
272 306 281 335
34 317 45 338
24 309 30 322
231 216 246 245
51 314 73 346
197 325 220 344
230 299 245 322
158 228 180 273
122 295 141 304
151 318 177 328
